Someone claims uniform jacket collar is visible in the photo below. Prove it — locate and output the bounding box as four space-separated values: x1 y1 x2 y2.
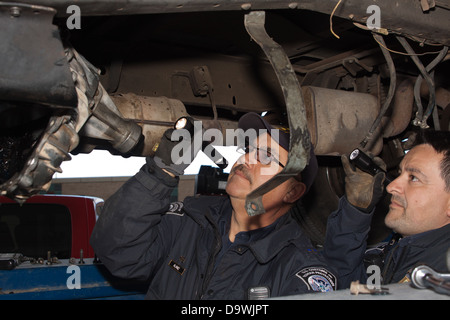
184 196 308 264
399 223 450 248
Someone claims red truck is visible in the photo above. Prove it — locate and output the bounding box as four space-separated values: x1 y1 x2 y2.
0 194 103 261
0 194 149 299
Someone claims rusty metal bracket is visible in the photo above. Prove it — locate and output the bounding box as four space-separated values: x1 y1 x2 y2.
243 11 311 216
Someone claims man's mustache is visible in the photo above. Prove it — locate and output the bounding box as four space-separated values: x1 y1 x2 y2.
390 194 407 208
231 164 252 183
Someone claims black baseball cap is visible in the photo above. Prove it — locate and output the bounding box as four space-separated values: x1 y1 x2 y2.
238 112 318 193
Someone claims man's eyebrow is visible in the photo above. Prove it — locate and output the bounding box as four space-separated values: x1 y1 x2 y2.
403 166 427 179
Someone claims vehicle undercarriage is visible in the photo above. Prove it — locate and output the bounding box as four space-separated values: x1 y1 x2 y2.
1 0 449 244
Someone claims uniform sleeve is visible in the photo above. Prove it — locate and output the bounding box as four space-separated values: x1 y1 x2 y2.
323 196 373 289
90 157 179 280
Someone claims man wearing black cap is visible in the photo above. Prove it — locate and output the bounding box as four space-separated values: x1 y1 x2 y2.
91 112 337 299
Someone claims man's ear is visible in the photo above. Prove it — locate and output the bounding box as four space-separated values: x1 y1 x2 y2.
283 180 306 204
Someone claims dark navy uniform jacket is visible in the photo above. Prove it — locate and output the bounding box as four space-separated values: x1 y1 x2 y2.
90 158 337 299
324 196 450 288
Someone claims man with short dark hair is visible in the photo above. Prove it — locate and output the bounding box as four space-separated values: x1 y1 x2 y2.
324 130 450 288
91 112 337 299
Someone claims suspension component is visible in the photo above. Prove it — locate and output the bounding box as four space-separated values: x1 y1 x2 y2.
243 11 311 216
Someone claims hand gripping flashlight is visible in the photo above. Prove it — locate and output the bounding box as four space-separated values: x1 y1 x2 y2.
349 148 392 184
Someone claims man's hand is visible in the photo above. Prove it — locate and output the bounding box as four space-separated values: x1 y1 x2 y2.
341 154 386 213
153 127 202 176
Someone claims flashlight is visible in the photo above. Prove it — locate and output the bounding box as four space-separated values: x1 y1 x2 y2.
349 148 392 184
175 116 195 133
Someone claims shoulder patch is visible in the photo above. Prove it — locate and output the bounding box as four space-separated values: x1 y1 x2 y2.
165 201 185 216
295 267 337 292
